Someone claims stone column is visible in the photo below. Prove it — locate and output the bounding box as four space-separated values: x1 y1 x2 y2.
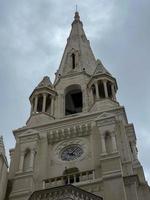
18 151 25 173
42 93 47 112
100 133 107 155
111 133 117 152
103 80 108 98
51 97 54 115
94 82 99 100
34 96 38 113
29 149 36 171
111 84 116 101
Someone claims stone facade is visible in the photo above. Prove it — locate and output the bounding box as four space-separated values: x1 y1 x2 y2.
0 136 8 200
1 11 150 200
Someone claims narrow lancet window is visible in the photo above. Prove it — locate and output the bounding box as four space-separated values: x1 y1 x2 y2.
71 53 76 69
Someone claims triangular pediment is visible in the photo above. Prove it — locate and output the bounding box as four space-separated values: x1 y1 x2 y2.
96 112 116 121
28 185 103 200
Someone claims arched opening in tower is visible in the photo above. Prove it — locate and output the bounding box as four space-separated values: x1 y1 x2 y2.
45 94 51 113
91 84 96 98
107 81 113 98
98 80 105 98
65 85 83 115
37 95 43 112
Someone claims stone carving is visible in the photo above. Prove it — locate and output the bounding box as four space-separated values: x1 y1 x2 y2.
48 123 91 144
28 185 103 200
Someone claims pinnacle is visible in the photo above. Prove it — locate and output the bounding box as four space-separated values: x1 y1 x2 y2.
36 76 53 89
94 59 111 76
74 11 80 21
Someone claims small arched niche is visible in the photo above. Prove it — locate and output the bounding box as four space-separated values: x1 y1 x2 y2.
23 149 30 172
65 84 83 115
105 131 113 154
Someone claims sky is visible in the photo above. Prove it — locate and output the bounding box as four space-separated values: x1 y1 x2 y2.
0 0 150 184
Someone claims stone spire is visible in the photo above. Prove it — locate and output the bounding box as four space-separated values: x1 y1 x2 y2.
55 12 97 83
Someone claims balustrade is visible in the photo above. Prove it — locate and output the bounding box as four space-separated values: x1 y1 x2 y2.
43 169 95 189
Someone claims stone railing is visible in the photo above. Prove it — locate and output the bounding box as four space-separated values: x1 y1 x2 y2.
43 169 95 189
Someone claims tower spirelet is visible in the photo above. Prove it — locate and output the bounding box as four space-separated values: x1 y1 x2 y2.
74 11 80 21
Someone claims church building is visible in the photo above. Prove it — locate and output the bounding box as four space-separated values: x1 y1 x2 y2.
0 11 150 200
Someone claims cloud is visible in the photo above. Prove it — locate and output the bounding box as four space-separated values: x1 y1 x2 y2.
0 0 150 185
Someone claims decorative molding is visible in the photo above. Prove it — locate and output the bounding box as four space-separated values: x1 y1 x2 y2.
48 123 92 144
19 129 40 144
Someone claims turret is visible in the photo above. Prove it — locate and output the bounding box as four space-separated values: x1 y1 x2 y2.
26 76 56 126
87 59 119 111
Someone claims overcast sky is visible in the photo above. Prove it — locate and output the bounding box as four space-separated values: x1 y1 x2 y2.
0 0 150 184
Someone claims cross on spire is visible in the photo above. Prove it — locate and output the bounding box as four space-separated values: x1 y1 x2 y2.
76 4 78 12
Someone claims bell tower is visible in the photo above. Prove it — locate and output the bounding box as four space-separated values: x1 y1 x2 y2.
6 11 150 200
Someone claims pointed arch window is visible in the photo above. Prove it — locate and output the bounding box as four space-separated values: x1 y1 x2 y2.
71 53 76 69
